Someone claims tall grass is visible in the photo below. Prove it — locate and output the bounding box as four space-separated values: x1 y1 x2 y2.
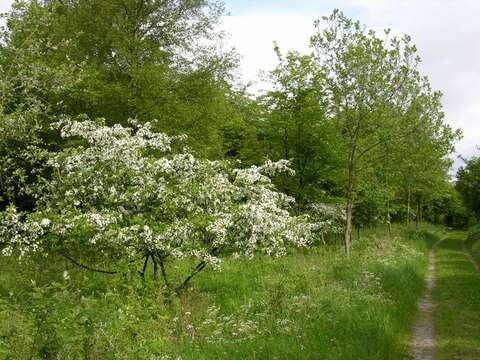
0 225 439 359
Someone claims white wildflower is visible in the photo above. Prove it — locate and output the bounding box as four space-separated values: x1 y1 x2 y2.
63 270 70 281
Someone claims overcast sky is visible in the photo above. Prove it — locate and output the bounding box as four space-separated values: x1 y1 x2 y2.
1 0 479 172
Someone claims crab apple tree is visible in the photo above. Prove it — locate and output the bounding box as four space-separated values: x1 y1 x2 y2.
0 119 316 292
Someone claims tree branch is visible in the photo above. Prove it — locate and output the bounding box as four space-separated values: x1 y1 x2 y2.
157 255 171 289
138 253 150 281
175 260 207 294
175 246 222 294
60 252 118 274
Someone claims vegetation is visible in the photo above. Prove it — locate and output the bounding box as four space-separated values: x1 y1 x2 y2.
1 225 432 359
457 156 480 222
465 224 480 263
0 0 479 358
432 233 480 360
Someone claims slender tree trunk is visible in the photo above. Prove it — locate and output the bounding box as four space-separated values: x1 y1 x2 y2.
344 175 354 256
407 186 411 227
152 255 159 282
344 136 358 256
175 246 222 294
419 202 423 224
158 256 170 289
176 261 207 294
386 199 392 240
283 127 289 159
416 201 420 229
344 113 362 256
139 254 150 282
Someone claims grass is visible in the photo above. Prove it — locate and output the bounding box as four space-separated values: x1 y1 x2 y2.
0 225 438 359
472 241 480 264
432 232 480 360
465 224 480 264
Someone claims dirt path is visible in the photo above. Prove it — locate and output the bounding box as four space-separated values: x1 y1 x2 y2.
411 240 442 360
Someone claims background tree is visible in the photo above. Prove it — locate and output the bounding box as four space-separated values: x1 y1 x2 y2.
0 2 84 210
309 10 459 254
258 47 343 205
311 12 415 254
3 0 244 157
456 154 480 221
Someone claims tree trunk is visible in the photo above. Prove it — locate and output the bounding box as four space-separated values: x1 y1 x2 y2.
344 115 361 256
386 199 392 240
139 254 150 282
419 202 423 224
344 178 354 256
416 201 420 229
407 186 411 227
152 255 159 282
158 256 170 289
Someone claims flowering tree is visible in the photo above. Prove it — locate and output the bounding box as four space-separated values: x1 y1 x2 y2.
307 203 345 244
0 119 316 292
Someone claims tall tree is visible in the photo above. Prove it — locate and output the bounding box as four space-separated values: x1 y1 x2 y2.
0 1 83 210
310 10 457 254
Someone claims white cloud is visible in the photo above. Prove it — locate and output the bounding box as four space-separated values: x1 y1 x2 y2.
221 11 318 91
0 0 11 11
0 0 12 29
0 0 11 16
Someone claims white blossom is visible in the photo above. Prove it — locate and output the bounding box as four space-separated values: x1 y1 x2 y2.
40 218 51 227
63 270 70 281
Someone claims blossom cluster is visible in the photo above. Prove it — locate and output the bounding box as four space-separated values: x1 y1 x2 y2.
308 202 346 236
0 206 48 258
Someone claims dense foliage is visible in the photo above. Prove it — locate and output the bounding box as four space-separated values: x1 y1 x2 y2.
0 225 434 359
456 155 480 221
0 1 463 263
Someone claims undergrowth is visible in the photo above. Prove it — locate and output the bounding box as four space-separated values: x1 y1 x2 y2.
0 225 441 359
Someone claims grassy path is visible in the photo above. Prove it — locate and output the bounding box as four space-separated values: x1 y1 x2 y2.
411 238 443 360
431 232 480 359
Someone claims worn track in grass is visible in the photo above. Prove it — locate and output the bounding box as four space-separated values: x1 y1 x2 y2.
411 238 443 360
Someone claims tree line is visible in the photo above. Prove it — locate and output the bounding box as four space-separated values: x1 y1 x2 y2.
0 1 471 279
